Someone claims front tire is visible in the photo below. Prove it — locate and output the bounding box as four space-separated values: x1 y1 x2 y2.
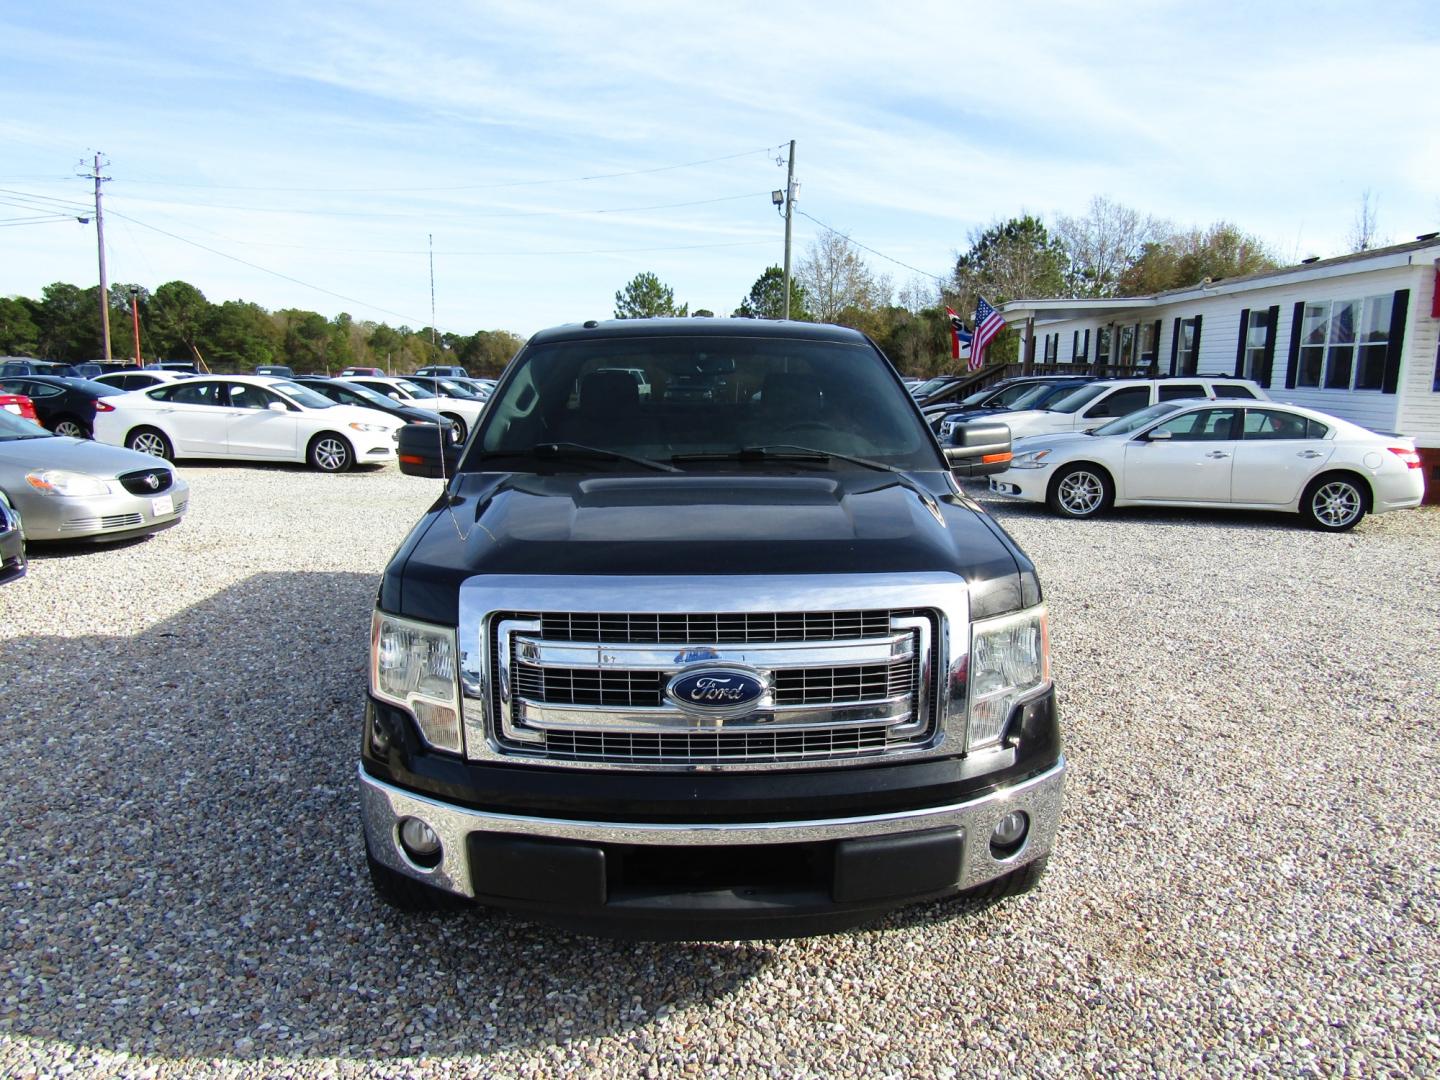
308 432 353 473
1047 464 1113 519
126 427 174 460
366 845 468 912
440 412 467 443
1301 473 1367 531
966 856 1049 902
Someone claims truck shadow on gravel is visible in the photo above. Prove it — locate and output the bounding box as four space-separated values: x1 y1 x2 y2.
0 572 775 1063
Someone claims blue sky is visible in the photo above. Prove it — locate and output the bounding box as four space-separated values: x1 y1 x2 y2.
3 0 1438 338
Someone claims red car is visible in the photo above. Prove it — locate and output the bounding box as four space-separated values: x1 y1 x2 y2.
0 394 38 423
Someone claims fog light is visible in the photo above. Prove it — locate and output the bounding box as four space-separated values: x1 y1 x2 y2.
990 810 1029 857
398 817 442 867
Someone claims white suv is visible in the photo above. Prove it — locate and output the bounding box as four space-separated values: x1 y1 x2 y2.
1001 377 1268 440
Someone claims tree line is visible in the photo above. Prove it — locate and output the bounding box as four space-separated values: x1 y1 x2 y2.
0 280 524 376
614 195 1291 377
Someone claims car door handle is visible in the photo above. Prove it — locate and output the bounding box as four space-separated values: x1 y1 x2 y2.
1204 451 1230 459
1297 450 1323 458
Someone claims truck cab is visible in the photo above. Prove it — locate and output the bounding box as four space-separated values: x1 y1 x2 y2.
361 319 1063 939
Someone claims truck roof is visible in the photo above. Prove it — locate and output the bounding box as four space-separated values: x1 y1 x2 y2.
528 318 871 347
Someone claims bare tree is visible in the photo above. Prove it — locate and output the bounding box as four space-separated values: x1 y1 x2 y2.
797 230 890 322
1347 189 1388 253
1054 196 1168 297
897 276 939 313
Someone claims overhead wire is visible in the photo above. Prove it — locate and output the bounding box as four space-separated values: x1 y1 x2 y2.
105 145 789 194
105 189 774 222
105 208 438 328
795 209 948 285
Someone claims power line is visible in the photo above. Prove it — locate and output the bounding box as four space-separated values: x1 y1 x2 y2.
795 209 948 285
105 208 438 328
104 145 788 194
105 189 772 222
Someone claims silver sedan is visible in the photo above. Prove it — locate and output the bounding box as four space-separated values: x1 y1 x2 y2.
0 409 190 542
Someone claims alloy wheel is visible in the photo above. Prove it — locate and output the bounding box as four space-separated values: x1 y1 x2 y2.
1312 481 1362 528
1057 471 1105 516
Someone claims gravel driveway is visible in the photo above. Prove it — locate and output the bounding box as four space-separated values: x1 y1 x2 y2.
1 463 1436 1077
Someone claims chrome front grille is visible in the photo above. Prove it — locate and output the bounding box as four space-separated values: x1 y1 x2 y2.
540 610 895 644
486 608 936 768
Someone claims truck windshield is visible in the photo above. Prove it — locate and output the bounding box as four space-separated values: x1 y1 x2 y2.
472 335 940 471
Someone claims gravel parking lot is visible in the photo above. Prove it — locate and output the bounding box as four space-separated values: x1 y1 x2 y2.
1 462 1437 1077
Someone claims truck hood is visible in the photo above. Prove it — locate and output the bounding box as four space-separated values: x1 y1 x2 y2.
384 469 1038 625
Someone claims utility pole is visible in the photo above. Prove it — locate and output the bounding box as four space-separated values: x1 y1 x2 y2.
782 140 796 321
130 287 143 367
79 152 113 358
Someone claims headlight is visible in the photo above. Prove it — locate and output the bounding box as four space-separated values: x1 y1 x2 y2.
349 421 390 433
1008 450 1052 469
967 606 1049 749
25 469 110 497
370 611 463 754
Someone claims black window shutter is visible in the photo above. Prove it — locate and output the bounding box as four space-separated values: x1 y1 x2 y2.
1260 305 1280 387
1082 328 1090 361
1233 308 1251 377
1169 318 1181 376
1071 330 1077 361
1284 301 1304 389
1151 319 1162 371
1382 289 1410 394
1191 315 1203 372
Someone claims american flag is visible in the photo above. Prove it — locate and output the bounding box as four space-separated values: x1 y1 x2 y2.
970 296 1005 371
945 307 972 360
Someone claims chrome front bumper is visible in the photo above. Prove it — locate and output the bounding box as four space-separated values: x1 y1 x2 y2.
359 757 1065 903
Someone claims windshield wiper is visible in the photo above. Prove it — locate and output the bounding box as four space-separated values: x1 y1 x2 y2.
526 442 679 474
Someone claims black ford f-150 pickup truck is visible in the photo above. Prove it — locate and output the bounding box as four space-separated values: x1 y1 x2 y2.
360 319 1062 939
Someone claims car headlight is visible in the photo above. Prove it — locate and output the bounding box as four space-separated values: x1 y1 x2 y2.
370 611 463 754
24 469 111 497
1007 449 1052 469
349 421 390 433
967 606 1049 749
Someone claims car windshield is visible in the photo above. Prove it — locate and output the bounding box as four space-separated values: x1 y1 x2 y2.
0 411 51 440
1006 384 1061 409
269 381 336 409
473 334 939 472
395 380 436 398
68 379 126 397
1091 401 1184 436
436 379 481 399
957 388 992 406
1044 384 1113 413
333 382 396 408
911 377 949 398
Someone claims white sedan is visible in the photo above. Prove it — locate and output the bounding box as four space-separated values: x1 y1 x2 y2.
92 375 404 472
343 376 484 443
988 400 1425 531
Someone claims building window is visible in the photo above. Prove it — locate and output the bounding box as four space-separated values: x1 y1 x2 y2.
1241 310 1270 382
1096 326 1112 365
1140 320 1160 367
1298 295 1392 390
1175 317 1201 375
1117 324 1136 365
1432 341 1440 392
1044 333 1058 363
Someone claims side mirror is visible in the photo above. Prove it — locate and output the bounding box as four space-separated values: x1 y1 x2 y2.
1147 429 1172 441
268 401 289 413
397 422 461 478
388 392 402 402
943 419 1012 477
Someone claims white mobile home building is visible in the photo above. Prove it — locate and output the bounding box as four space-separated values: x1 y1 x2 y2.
1000 236 1440 502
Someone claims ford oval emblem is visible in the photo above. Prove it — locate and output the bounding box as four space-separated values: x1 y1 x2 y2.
664 664 771 723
